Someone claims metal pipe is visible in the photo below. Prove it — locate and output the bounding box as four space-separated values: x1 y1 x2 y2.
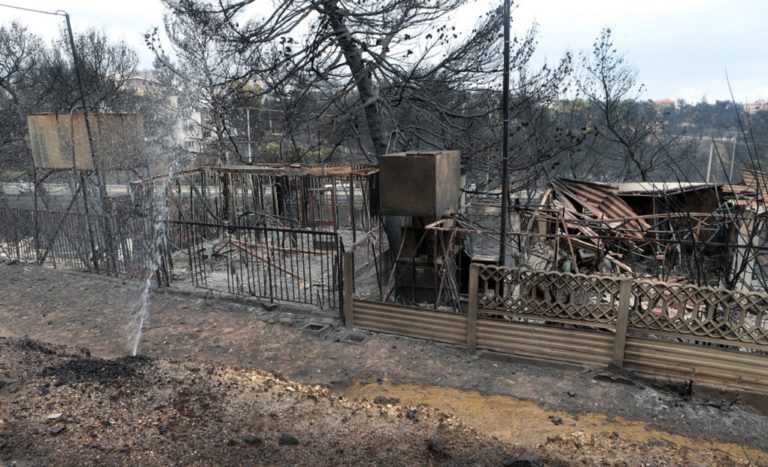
246 107 252 163
729 136 738 182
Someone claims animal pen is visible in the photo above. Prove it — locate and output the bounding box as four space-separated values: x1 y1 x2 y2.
162 164 379 308
1 159 381 311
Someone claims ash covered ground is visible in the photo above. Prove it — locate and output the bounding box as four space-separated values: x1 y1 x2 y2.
1 262 767 465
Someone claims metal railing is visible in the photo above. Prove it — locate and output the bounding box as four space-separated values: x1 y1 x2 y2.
0 207 170 283
169 220 342 308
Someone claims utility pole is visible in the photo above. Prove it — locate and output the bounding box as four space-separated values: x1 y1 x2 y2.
706 141 714 183
0 4 116 272
63 12 118 274
499 0 511 267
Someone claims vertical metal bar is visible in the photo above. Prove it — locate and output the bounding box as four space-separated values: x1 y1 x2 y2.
278 229 286 301
32 167 40 264
225 226 232 294
284 231 291 301
235 227 243 294
350 174 357 243
245 227 254 295
260 226 267 298
266 228 274 303
343 245 353 328
196 223 205 287
334 233 341 308
306 228 313 304
328 234 334 307
301 231 309 303
289 232 297 302
246 107 252 163
331 182 338 233
183 223 192 286
189 178 194 222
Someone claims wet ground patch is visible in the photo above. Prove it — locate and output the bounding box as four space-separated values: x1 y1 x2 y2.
37 356 149 386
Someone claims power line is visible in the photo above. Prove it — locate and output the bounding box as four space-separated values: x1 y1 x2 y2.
0 3 64 17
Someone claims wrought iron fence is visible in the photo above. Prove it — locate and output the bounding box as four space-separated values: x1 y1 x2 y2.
1 207 343 308
0 207 171 284
168 220 342 308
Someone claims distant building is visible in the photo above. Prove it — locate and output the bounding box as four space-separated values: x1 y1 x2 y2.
121 76 160 96
745 100 768 114
652 98 684 109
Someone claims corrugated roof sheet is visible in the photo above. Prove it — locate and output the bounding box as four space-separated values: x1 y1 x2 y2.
551 178 650 237
615 182 715 195
742 169 768 191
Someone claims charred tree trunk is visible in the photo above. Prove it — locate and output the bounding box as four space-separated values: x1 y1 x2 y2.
320 0 387 157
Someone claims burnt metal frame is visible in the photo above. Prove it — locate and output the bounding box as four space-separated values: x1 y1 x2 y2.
169 219 342 309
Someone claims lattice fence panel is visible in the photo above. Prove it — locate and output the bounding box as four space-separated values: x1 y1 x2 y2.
477 266 621 325
629 281 768 347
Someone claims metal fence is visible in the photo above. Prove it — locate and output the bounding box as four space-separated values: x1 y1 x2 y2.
163 166 378 234
1 207 343 309
169 220 342 308
0 207 170 284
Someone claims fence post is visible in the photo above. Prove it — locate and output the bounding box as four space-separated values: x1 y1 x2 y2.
343 250 354 329
467 263 479 353
612 278 632 367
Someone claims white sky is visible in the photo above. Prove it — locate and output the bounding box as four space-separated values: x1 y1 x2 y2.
2 0 766 103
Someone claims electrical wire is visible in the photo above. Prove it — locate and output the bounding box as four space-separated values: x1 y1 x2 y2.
0 3 64 17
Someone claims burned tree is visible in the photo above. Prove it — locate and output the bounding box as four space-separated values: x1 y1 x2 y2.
577 28 692 182
153 0 572 171
0 22 43 178
0 23 139 180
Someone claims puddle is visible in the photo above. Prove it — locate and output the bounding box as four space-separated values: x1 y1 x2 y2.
343 379 768 461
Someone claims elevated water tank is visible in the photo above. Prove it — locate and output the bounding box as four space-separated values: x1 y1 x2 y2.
378 150 461 217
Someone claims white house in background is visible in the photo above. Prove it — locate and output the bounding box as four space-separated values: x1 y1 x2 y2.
120 72 205 157
745 100 768 114
121 76 160 96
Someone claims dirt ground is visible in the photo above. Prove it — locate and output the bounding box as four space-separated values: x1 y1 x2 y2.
1 262 768 465
0 337 519 466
